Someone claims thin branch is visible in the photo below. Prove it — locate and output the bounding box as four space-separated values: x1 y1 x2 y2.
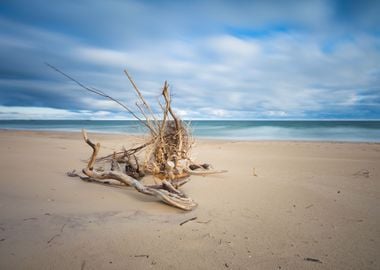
179 217 197 226
124 69 158 123
46 63 155 132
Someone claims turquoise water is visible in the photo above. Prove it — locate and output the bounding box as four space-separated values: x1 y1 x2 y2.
0 120 379 142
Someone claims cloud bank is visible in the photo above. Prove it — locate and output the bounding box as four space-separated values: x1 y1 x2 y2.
0 0 379 119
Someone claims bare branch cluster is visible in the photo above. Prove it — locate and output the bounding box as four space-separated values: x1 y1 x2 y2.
49 64 225 210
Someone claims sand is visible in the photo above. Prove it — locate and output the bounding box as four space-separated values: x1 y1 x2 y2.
0 130 379 269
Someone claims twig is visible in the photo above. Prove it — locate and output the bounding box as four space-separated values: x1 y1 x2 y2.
47 234 60 244
180 216 197 226
134 254 149 258
187 169 228 176
124 69 157 122
47 223 66 244
97 140 154 161
304 257 322 263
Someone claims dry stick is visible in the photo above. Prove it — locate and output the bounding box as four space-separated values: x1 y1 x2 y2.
162 82 180 130
135 102 156 135
304 258 322 264
167 102 183 158
97 140 154 161
147 178 190 190
82 129 99 170
162 180 188 198
132 154 141 174
180 216 197 226
134 255 149 258
153 83 171 170
186 169 228 176
124 69 158 135
46 63 154 132
47 223 66 244
124 69 158 123
161 82 184 161
160 82 170 133
47 234 60 244
157 98 169 140
173 178 191 188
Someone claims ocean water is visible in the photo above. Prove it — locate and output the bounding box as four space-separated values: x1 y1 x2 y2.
0 120 379 142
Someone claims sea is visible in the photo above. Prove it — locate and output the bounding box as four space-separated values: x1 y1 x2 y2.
0 120 379 142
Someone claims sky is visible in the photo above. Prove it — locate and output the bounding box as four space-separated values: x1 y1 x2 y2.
0 0 379 120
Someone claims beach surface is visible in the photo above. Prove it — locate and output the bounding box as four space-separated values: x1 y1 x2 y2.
0 130 379 269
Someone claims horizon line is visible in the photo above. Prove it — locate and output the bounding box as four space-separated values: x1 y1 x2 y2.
1 118 380 121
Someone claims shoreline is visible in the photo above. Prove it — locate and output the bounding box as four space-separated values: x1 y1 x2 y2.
1 128 379 144
0 130 379 269
1 119 380 143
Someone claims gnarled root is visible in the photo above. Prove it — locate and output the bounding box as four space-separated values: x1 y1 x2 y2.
81 130 197 211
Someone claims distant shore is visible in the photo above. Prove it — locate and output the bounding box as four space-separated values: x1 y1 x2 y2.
0 130 379 269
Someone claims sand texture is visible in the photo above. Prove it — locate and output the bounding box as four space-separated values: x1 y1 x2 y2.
0 130 379 269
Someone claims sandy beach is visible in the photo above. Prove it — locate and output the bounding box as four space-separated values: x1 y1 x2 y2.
0 130 379 269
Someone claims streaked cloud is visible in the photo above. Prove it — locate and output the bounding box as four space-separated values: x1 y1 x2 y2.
0 0 379 119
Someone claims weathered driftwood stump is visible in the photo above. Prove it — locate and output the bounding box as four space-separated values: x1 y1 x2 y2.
49 64 226 210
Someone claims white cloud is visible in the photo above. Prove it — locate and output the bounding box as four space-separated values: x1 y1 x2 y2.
263 110 288 117
75 47 128 67
206 35 260 61
1 1 380 119
0 106 130 120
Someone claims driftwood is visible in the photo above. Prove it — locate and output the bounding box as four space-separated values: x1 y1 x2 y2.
82 129 197 210
49 64 226 210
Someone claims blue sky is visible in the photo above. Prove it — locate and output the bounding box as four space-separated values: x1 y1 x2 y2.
0 0 379 120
